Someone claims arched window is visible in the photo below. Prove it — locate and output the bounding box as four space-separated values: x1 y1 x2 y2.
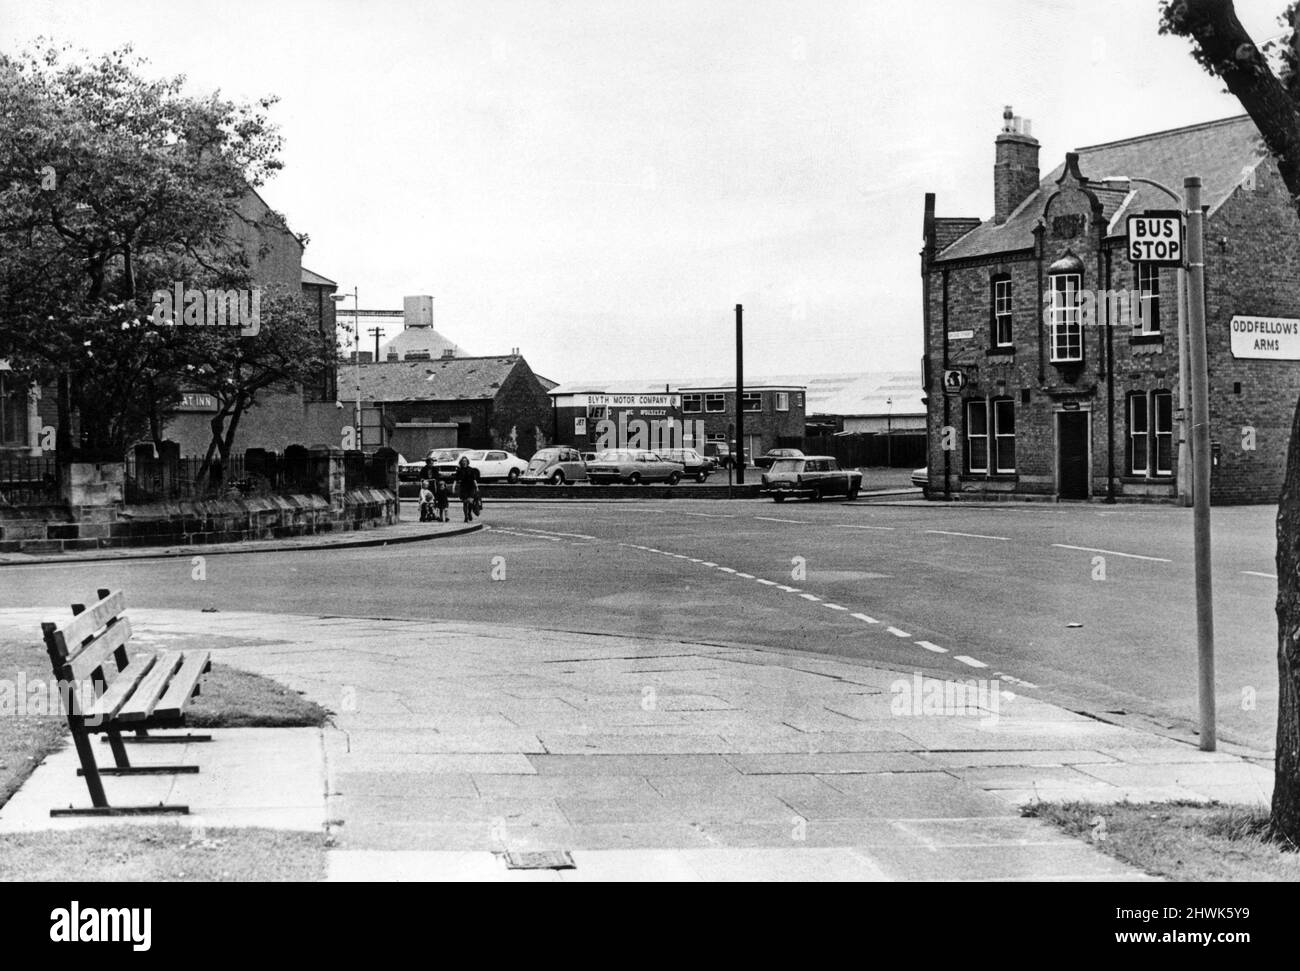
1047 252 1085 364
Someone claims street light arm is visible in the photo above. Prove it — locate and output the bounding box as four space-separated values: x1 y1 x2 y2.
1095 175 1182 206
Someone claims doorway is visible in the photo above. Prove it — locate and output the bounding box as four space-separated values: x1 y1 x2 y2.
1057 411 1090 500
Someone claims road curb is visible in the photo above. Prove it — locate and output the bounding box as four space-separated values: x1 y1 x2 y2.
0 521 484 566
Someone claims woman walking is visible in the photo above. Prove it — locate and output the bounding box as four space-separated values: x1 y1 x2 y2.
453 455 481 523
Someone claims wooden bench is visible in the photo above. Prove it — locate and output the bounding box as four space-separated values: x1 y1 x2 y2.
41 588 212 817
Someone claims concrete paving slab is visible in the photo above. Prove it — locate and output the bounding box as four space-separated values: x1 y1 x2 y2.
725 752 933 774
917 750 1118 768
527 754 740 776
0 728 325 833
864 842 1152 881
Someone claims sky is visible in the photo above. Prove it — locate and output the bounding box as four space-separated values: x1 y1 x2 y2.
0 0 1289 384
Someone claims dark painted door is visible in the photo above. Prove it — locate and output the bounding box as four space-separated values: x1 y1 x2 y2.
1058 412 1089 500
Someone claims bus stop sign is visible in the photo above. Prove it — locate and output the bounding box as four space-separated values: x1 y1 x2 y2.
1126 210 1183 266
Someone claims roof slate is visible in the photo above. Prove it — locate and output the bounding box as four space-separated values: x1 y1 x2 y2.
356 356 523 402
936 115 1265 262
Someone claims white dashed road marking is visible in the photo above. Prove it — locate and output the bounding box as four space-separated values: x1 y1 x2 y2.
799 593 822 601
914 640 948 654
926 530 1009 541
678 511 737 518
835 525 895 530
850 613 878 624
755 517 806 524
1242 571 1277 579
1052 544 1171 563
886 627 911 638
823 603 848 611
755 578 778 586
954 655 988 668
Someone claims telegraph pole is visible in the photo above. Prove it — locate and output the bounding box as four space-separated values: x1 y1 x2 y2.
369 326 383 362
735 304 744 484
1185 176 1216 752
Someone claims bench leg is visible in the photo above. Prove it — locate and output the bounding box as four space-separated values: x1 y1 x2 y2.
70 728 109 809
84 726 198 776
54 727 194 816
101 729 214 745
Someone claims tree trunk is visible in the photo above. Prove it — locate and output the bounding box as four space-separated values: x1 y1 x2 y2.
1275 401 1300 840
1163 0 1300 842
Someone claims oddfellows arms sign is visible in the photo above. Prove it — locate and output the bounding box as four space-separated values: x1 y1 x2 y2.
1230 316 1300 360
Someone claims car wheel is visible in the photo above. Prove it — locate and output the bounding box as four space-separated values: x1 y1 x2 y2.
667 471 680 485
628 472 641 485
549 470 565 485
773 495 785 503
696 472 708 482
507 468 520 483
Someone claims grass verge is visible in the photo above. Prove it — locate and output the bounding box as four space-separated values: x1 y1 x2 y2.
1025 800 1300 881
0 827 327 881
0 637 327 809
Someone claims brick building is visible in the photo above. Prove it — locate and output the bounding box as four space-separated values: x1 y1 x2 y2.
923 108 1300 504
678 382 806 460
355 353 556 459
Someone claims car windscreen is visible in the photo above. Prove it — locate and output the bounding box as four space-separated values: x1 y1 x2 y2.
769 459 803 474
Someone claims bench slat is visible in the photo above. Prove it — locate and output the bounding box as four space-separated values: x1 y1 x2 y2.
44 590 126 658
152 651 212 722
65 618 133 683
85 653 156 724
115 651 184 722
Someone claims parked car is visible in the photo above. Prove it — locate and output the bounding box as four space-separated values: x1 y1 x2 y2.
659 448 713 482
704 443 746 468
521 446 587 485
586 449 685 485
753 447 804 470
911 467 929 497
761 455 863 501
463 449 529 482
581 451 599 465
425 447 474 480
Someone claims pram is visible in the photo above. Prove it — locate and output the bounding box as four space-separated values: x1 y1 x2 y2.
419 481 448 522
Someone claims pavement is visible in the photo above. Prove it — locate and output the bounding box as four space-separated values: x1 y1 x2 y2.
0 607 1275 881
0 516 482 566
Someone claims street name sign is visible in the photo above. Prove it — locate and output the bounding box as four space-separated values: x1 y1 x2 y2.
1126 211 1183 266
1230 315 1300 360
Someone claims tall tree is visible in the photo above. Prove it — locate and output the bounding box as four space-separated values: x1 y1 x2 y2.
0 42 325 461
1160 0 1300 842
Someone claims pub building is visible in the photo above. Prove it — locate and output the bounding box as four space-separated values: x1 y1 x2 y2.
922 107 1300 504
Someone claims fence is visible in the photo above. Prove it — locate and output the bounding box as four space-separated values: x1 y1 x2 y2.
124 447 396 503
0 454 59 506
802 433 927 470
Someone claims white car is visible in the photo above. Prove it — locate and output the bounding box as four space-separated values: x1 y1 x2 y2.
463 449 528 482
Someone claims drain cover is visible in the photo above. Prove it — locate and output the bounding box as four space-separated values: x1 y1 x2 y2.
503 850 575 870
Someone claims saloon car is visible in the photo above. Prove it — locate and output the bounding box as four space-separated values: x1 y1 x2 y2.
425 448 475 480
658 448 714 482
585 449 685 485
463 449 529 482
753 447 804 470
760 455 862 501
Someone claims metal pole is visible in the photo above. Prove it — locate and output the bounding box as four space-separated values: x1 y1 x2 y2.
354 287 362 451
735 304 744 485
1176 266 1192 505
1184 176 1216 751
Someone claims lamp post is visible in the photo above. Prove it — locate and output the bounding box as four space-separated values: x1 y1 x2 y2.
886 396 893 468
331 288 362 450
1097 176 1191 507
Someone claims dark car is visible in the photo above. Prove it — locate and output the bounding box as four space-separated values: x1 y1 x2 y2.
659 448 714 482
761 455 863 501
753 448 804 470
704 443 746 468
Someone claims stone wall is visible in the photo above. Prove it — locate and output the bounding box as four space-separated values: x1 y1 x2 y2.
0 488 397 554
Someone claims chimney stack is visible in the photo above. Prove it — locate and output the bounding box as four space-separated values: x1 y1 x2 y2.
994 105 1039 224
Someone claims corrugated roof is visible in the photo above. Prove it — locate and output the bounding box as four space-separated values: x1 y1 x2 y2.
356 356 523 402
936 114 1264 262
549 371 923 417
